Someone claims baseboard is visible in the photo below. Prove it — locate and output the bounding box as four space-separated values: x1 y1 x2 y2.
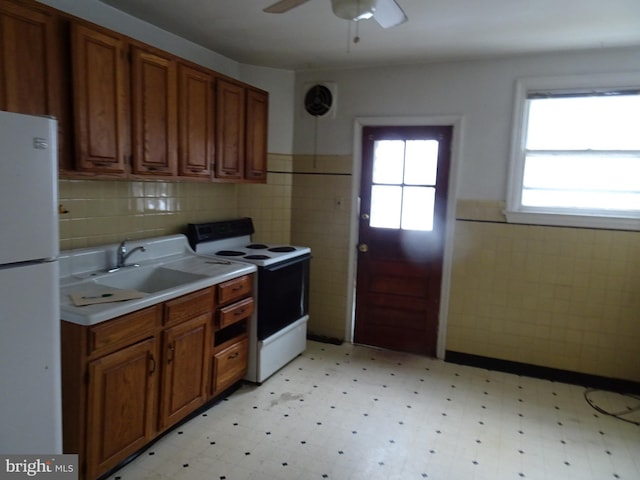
307 333 343 345
445 350 640 395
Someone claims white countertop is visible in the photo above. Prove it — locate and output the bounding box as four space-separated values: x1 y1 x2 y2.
59 235 256 326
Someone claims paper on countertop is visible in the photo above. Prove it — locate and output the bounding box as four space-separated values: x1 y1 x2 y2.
70 289 146 306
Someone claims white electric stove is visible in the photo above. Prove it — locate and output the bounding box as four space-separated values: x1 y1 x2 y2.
187 218 310 383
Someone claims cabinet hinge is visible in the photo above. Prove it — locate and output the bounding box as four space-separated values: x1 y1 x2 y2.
84 371 90 385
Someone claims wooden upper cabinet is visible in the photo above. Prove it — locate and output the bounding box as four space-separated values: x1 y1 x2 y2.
71 22 129 174
131 46 177 176
0 0 59 114
178 63 214 178
0 1 267 183
245 87 268 182
215 77 245 180
0 0 71 168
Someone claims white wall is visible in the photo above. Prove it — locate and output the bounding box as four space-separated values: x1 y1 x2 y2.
294 47 640 200
39 0 296 155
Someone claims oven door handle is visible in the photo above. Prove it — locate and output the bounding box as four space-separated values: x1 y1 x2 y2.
263 253 311 272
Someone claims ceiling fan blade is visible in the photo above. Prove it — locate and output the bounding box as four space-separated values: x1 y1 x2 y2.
373 0 407 28
263 0 312 14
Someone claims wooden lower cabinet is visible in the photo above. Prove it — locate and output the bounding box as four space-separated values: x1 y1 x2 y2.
62 277 253 480
211 276 254 396
158 313 211 430
213 338 248 394
85 338 157 480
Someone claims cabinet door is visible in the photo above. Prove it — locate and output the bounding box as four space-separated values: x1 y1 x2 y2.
0 0 70 168
215 77 245 180
86 338 157 480
178 63 213 178
245 87 268 182
159 314 211 430
131 46 177 175
71 22 129 174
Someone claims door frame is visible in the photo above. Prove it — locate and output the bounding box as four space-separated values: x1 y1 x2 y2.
346 115 464 359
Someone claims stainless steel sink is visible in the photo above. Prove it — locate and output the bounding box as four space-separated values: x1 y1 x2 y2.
93 266 208 293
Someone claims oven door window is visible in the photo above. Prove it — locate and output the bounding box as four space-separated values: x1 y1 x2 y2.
257 255 310 340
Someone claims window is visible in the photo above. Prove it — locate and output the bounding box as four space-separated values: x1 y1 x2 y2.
369 139 439 231
506 73 640 230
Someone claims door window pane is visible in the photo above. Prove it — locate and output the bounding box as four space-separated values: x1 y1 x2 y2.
404 140 439 185
402 187 435 231
369 139 440 231
370 185 402 228
372 140 405 184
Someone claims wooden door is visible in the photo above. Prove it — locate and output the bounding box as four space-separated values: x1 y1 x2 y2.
354 125 452 356
0 0 70 167
71 22 129 174
215 77 245 180
158 314 211 430
131 46 177 175
177 62 213 178
245 87 268 182
86 338 157 480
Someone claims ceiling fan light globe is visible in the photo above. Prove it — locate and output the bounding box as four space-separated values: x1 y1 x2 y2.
331 0 377 21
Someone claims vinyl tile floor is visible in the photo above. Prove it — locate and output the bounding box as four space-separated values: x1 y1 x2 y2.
106 341 640 480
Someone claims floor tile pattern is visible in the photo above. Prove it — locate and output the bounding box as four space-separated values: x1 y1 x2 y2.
106 341 640 480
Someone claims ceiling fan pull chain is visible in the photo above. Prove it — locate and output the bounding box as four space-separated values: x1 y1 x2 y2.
354 20 361 44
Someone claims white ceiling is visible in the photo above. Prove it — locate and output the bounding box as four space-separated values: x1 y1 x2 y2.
98 0 640 71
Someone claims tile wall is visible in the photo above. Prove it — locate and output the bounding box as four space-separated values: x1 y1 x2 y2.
290 155 353 341
447 200 640 382
237 154 293 244
57 158 640 383
58 154 294 250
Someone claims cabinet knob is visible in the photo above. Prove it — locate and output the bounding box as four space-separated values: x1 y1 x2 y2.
358 243 369 253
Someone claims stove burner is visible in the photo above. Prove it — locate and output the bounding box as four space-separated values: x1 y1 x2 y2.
215 250 245 256
246 243 269 249
269 246 296 253
244 254 271 260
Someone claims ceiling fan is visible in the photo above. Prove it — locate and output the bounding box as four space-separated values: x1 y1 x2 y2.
264 0 408 29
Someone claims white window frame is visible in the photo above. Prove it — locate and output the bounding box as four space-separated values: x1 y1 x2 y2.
505 72 640 231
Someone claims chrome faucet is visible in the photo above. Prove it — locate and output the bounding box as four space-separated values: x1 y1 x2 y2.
115 239 146 269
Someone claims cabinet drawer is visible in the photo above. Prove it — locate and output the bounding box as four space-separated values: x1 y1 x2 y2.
164 287 214 327
217 275 252 305
218 297 254 330
213 338 248 394
88 305 161 357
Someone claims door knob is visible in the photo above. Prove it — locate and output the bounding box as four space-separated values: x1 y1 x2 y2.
358 243 369 253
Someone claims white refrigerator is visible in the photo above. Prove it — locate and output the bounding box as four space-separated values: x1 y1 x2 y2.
0 110 62 454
